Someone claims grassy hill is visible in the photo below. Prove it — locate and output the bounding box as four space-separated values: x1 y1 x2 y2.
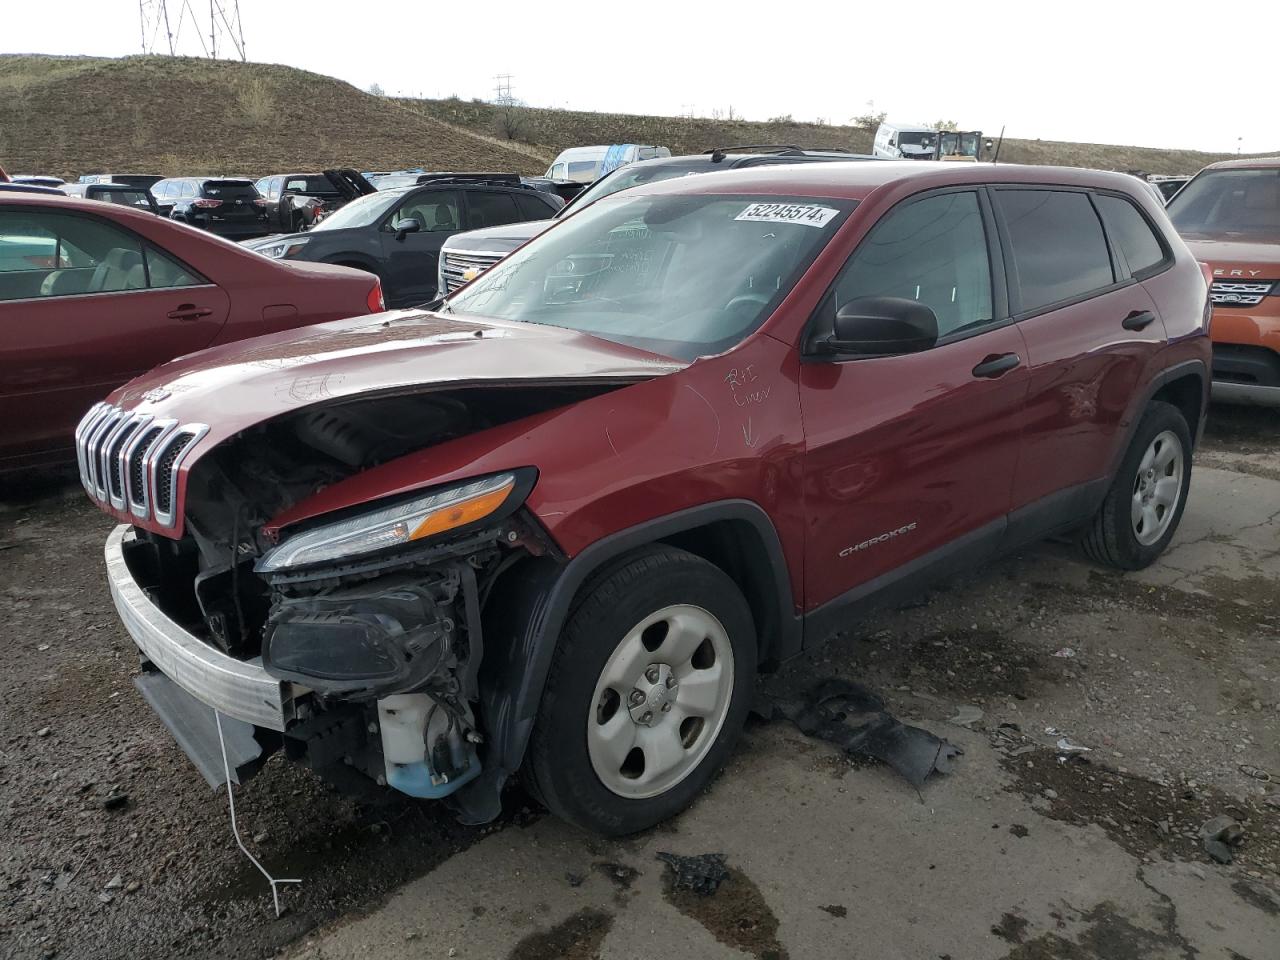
0 55 544 178
0 53 1267 181
405 98 1267 177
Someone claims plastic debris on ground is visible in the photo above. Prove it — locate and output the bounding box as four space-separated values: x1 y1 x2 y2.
769 679 961 788
656 852 729 896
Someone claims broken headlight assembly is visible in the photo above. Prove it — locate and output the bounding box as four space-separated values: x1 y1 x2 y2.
257 472 523 573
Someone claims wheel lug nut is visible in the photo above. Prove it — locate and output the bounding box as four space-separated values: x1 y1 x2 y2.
661 703 672 713
665 676 676 688
645 667 660 683
630 690 645 706
641 711 653 724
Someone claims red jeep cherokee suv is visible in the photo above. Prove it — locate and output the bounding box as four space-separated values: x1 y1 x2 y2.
79 162 1210 835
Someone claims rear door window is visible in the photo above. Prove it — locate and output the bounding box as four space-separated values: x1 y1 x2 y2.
145 246 204 289
466 191 522 229
997 189 1114 312
1094 194 1167 277
833 190 994 338
515 193 555 220
179 181 196 199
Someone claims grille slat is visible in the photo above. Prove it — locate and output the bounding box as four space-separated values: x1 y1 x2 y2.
440 251 505 294
1210 280 1275 307
72 404 207 529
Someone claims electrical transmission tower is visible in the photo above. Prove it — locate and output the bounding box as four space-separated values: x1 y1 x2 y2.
493 74 516 106
138 1 247 60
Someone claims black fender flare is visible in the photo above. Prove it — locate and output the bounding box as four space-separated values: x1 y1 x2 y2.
1107 357 1209 478
455 500 797 822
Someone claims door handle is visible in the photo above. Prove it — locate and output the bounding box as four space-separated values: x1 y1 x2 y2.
1122 310 1156 331
972 353 1021 379
167 304 213 321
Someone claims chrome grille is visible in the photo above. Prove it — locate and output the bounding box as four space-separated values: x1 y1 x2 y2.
440 250 505 294
73 403 207 529
1210 280 1274 307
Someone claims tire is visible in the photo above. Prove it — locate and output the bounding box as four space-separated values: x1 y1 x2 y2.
525 546 756 835
1080 400 1192 570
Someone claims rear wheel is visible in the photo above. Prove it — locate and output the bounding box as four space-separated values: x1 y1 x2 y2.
1080 400 1192 570
525 546 756 835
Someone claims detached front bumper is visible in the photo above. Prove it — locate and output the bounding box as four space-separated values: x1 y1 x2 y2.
105 524 291 732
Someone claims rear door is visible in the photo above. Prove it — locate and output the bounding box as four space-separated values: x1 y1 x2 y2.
378 188 462 306
798 188 1029 619
994 187 1171 529
0 208 229 465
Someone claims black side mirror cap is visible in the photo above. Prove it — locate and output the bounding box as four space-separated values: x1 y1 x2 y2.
820 296 939 357
395 217 422 241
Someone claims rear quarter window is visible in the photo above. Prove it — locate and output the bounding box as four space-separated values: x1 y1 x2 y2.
1094 194 1167 277
998 189 1114 313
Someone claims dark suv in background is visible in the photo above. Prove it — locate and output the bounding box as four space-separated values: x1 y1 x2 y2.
243 174 561 307
151 177 270 238
438 145 881 294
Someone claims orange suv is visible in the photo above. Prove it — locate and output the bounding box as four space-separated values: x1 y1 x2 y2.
1167 157 1280 405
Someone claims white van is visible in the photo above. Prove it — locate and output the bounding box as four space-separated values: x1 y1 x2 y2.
545 144 672 183
872 123 939 160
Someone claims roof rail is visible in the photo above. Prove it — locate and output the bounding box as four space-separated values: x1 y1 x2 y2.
704 145 807 162
413 172 523 186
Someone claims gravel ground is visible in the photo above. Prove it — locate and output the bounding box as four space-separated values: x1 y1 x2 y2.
1 404 1277 960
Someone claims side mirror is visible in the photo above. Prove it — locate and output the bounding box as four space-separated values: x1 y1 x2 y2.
821 297 938 356
394 217 422 241
984 139 994 151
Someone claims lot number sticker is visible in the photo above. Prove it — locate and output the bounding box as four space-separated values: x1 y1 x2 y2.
735 202 839 228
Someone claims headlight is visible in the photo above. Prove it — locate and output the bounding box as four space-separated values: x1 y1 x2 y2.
258 473 519 572
255 237 309 259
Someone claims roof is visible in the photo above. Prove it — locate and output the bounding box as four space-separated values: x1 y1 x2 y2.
0 191 166 225
1202 157 1280 171
628 160 1151 202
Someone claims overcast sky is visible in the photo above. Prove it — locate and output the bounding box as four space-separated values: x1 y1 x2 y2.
5 0 1278 154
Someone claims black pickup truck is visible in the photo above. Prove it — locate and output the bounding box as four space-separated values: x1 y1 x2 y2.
252 169 376 232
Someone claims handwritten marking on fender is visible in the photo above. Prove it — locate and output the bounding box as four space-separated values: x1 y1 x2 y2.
725 365 771 407
742 418 756 448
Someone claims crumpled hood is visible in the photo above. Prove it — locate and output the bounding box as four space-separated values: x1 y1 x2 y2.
108 310 685 455
1182 235 1280 276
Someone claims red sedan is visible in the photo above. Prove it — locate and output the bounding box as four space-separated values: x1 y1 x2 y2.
0 192 383 471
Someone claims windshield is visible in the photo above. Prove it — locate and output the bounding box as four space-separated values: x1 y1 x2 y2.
898 131 937 150
1167 168 1280 238
445 193 852 361
311 190 399 232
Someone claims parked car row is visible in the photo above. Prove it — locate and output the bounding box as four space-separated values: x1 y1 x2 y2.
244 173 563 307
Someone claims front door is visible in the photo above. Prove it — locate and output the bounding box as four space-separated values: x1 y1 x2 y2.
798 189 1029 622
379 188 461 306
0 208 229 465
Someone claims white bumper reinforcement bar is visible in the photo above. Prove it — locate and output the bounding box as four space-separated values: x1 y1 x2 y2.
105 524 289 731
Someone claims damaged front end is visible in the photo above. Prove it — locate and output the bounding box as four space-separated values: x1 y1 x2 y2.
100 385 595 819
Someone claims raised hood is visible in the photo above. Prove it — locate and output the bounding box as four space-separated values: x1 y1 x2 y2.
1182 236 1280 277
83 310 685 537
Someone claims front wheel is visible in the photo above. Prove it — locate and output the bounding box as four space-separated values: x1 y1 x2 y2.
525 546 756 835
1080 400 1192 570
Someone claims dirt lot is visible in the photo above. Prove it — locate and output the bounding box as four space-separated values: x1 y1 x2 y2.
1 405 1277 960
